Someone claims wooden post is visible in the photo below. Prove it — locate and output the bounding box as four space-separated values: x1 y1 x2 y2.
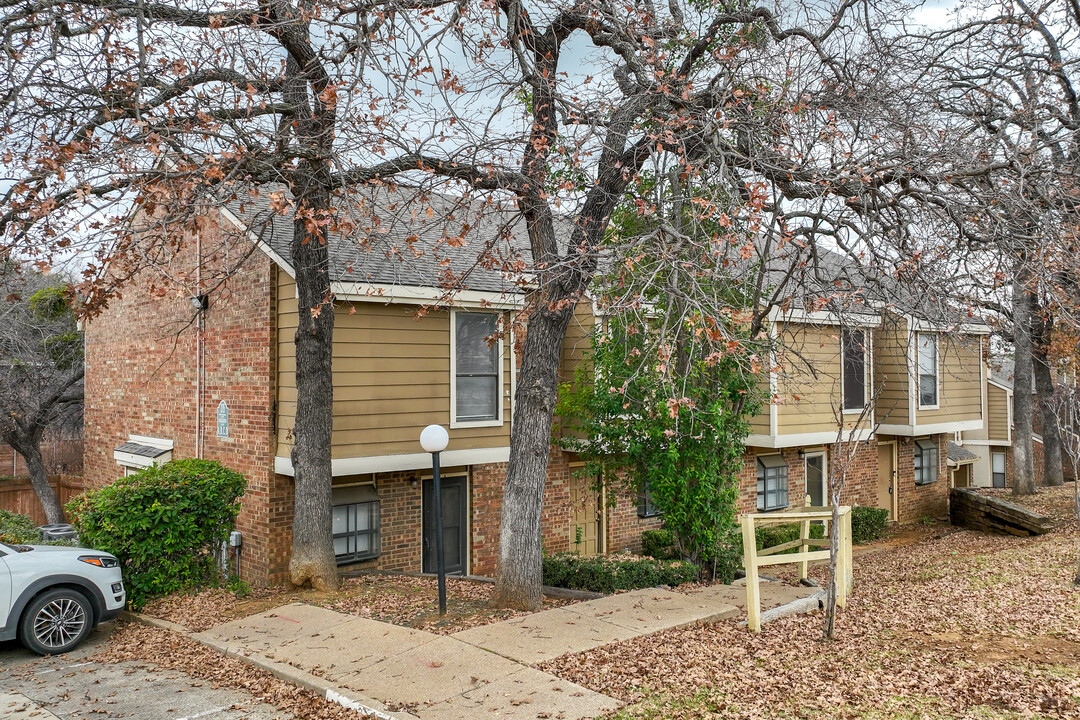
836 507 850 608
742 514 761 632
798 494 811 581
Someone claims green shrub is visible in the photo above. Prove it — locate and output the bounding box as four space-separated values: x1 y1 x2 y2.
755 522 826 553
641 528 678 560
0 510 40 545
851 506 890 544
67 459 246 609
542 553 700 593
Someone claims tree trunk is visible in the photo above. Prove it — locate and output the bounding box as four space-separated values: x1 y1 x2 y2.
1033 319 1063 486
287 165 339 591
1012 270 1037 496
823 495 840 641
19 442 64 525
490 299 576 611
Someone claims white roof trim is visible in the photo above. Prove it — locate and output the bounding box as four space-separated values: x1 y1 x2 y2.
767 306 881 328
274 446 511 477
877 419 984 436
332 282 524 309
218 205 296 279
745 428 875 448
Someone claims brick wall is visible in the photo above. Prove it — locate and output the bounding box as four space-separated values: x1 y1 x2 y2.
83 214 286 585
735 441 879 516
894 434 949 522
605 492 664 554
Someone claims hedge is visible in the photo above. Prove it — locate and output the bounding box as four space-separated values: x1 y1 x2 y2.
67 459 246 609
542 552 700 593
0 509 41 545
851 506 890 544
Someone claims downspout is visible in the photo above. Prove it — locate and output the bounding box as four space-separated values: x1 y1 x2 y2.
196 230 204 459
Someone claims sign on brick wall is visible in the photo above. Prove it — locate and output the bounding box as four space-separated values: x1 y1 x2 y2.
217 400 229 438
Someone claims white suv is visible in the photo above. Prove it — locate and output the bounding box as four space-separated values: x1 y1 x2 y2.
0 542 125 654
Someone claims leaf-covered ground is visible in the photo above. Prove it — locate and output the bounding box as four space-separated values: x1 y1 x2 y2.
144 573 575 634
539 486 1080 720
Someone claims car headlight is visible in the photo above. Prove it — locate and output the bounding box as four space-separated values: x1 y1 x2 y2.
79 555 120 568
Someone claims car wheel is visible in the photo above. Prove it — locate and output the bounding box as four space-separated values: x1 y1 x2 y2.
19 589 94 655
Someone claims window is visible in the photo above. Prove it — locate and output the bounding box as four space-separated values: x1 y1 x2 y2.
842 329 867 411
914 438 939 485
332 500 380 564
453 311 501 424
917 333 938 407
638 481 661 518
991 451 1006 488
757 455 790 511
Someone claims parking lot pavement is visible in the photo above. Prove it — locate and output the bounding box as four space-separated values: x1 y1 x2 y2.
0 624 294 720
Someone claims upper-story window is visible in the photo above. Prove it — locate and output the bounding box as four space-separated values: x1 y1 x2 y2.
452 311 502 426
842 328 867 411
917 332 938 408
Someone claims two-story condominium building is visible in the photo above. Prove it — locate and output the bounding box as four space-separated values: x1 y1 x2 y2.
83 192 997 585
725 305 988 525
83 195 661 586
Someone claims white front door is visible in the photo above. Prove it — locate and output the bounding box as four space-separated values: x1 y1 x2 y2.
805 452 827 506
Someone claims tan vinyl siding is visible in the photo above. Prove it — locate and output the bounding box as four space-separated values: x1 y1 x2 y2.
560 300 595 386
987 384 1010 442
915 335 983 424
748 372 771 434
276 270 512 460
775 323 844 434
873 317 910 426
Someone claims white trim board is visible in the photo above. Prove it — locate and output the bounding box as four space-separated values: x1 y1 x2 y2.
274 447 511 476
745 428 875 449
877 419 984 436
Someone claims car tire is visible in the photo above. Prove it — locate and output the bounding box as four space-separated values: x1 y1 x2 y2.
19 588 94 655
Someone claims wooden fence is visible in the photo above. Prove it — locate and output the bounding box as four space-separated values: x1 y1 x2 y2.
741 499 853 632
0 476 84 525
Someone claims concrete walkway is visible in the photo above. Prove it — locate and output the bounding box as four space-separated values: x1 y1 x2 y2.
193 582 818 720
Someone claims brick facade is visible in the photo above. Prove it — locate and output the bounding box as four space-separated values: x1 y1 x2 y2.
893 435 950 522
83 217 288 584
736 436 949 525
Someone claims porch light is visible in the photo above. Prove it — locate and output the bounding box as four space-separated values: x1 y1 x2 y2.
420 424 449 615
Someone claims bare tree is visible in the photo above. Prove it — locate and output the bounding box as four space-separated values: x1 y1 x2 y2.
0 262 83 523
1046 378 1080 584
2 0 969 605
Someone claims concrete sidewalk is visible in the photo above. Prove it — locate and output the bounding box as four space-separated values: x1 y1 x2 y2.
190 581 818 720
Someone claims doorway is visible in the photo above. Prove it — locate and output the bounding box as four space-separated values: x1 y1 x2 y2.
804 452 827 506
877 442 897 520
422 475 468 575
569 471 603 556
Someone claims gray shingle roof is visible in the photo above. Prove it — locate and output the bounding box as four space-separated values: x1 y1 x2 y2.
947 441 979 464
223 186 534 295
114 441 170 458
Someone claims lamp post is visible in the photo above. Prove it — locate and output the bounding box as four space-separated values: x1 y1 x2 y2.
420 424 449 615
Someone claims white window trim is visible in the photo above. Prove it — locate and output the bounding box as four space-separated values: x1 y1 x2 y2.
450 309 506 429
916 332 940 410
803 450 828 505
841 328 871 415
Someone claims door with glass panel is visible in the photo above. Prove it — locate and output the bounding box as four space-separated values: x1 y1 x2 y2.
804 452 827 507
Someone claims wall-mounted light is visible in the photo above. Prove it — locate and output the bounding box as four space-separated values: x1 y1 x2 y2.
191 294 209 311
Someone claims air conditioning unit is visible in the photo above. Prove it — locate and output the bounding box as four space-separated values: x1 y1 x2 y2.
38 524 78 543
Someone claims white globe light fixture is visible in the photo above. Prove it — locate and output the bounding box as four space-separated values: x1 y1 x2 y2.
420 424 449 454
420 424 449 615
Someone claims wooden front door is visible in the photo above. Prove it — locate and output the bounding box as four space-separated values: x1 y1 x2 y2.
877 443 896 520
569 472 601 556
422 475 468 575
